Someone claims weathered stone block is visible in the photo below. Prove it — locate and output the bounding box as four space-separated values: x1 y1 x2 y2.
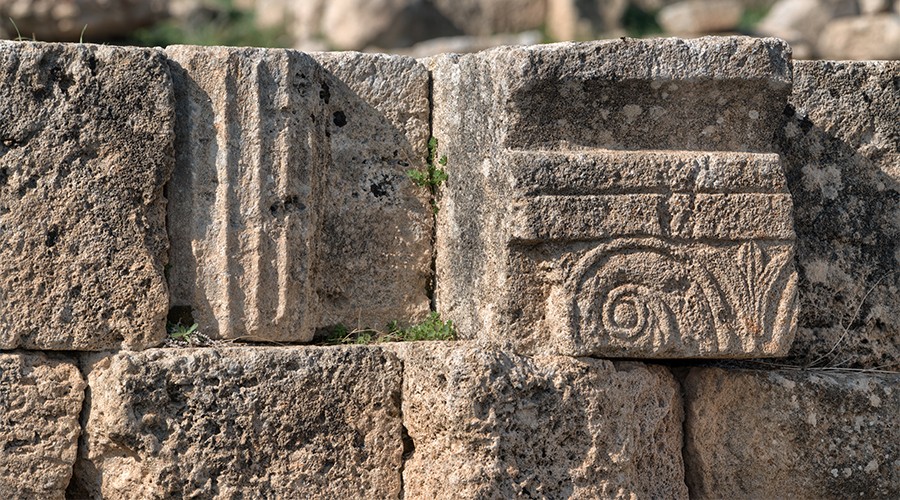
312 52 432 331
0 42 173 350
391 343 687 499
780 61 900 369
73 346 403 498
0 352 85 499
166 46 329 342
431 37 798 358
684 367 900 498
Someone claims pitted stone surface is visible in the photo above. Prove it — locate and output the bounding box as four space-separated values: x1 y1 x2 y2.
166 46 329 342
431 37 798 358
684 367 900 498
0 352 85 500
312 52 432 331
0 42 173 350
74 346 403 499
780 61 900 370
390 343 687 499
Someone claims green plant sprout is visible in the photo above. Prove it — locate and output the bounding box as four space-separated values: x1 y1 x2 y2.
323 312 456 345
167 322 199 341
407 137 448 213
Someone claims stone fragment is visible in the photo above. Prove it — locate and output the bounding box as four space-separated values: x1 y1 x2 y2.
756 0 859 55
0 42 173 350
0 352 85 500
73 346 403 498
311 52 432 331
778 61 900 370
545 0 629 40
817 14 900 60
390 343 687 499
166 46 328 342
430 0 547 36
684 367 900 498
658 0 744 34
0 0 169 41
431 37 798 358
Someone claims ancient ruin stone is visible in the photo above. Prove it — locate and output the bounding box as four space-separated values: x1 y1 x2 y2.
74 346 403 498
431 37 798 358
779 61 900 370
166 46 329 342
312 52 432 331
0 352 85 500
818 14 900 61
391 343 687 499
657 0 744 35
0 42 172 350
684 367 900 498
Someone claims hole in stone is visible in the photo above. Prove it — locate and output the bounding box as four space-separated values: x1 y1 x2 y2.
167 305 195 327
333 111 347 127
45 228 59 247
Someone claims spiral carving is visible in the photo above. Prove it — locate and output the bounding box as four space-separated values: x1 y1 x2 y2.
572 243 725 348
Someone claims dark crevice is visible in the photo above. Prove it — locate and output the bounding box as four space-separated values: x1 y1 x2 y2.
65 354 94 499
397 354 412 500
425 69 437 313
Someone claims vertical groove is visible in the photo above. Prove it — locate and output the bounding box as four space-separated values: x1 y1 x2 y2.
274 53 292 327
246 53 265 333
219 55 241 338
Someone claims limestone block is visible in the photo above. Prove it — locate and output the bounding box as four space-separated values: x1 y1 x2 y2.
391 343 687 499
73 346 403 499
778 61 900 369
311 52 432 330
658 0 744 35
431 37 798 358
0 352 85 500
684 367 900 498
0 42 173 350
817 14 900 60
166 46 328 342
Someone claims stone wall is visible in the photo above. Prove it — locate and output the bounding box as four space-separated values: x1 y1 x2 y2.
0 37 897 499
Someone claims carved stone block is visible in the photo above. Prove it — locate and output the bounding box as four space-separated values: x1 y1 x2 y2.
431 37 799 357
166 46 329 342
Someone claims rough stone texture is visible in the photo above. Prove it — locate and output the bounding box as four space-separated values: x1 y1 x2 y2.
391 343 687 499
545 0 629 41
818 14 900 60
0 42 173 350
73 346 403 499
311 52 432 331
0 0 169 41
778 61 900 370
166 46 328 342
0 352 85 500
658 0 744 35
431 37 798 358
684 367 900 498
